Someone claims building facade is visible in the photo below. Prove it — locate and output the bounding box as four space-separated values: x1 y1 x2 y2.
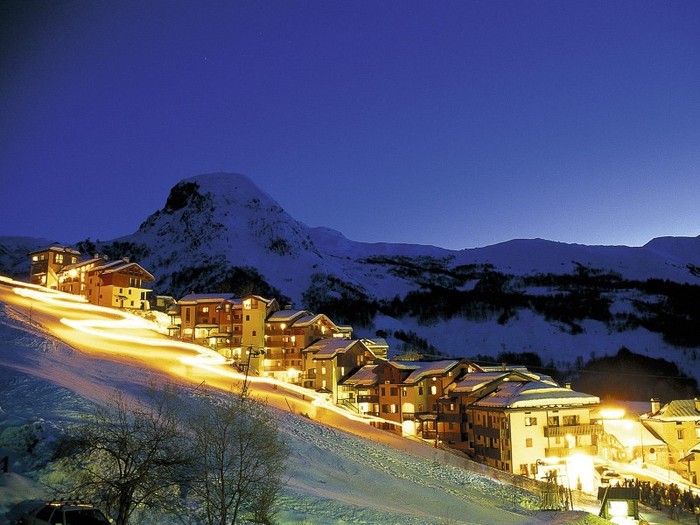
29 246 81 289
30 248 154 310
437 370 600 482
642 398 700 485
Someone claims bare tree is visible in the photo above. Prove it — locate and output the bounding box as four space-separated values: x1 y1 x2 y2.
57 387 190 525
184 392 288 525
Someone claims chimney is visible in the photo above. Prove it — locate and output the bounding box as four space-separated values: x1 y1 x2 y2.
123 256 130 263
565 382 571 389
695 398 700 413
650 398 661 414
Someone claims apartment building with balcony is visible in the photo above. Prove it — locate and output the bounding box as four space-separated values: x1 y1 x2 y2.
169 293 278 361
340 358 475 437
264 309 347 383
437 369 600 477
301 338 376 403
29 246 81 289
30 247 155 310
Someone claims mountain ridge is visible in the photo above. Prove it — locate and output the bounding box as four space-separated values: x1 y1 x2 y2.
2 172 700 391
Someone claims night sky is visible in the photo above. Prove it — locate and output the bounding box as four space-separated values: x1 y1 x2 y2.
2 1 699 249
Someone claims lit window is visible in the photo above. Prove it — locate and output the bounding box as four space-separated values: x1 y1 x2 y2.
430 385 437 395
202 306 209 313
525 438 533 448
677 429 684 440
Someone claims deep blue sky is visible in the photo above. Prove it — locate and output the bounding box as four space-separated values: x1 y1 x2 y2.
2 1 699 249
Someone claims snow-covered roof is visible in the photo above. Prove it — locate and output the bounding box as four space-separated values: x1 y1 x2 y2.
647 399 700 421
303 338 364 359
452 369 555 394
400 360 461 384
30 245 81 256
178 293 238 303
293 313 336 328
267 309 311 323
339 365 379 387
452 372 511 393
94 260 155 281
474 380 599 409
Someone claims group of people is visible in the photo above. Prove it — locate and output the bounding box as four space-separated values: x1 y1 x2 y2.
630 478 700 522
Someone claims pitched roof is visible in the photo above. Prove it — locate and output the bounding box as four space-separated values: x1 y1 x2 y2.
178 293 238 303
93 260 155 281
293 313 337 328
649 399 700 421
400 360 462 384
267 309 311 322
452 369 557 394
339 365 379 387
474 380 599 409
303 338 365 359
30 246 81 256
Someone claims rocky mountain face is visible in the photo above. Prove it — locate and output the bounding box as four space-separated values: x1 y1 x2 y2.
3 172 700 393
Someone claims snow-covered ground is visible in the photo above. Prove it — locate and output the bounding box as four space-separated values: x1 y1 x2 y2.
0 298 618 525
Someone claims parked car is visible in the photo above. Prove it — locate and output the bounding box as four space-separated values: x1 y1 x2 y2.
600 469 622 485
18 500 111 525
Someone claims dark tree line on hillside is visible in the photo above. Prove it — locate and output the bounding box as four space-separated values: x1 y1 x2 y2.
570 347 699 402
477 348 699 402
364 259 700 346
158 264 290 305
301 273 378 327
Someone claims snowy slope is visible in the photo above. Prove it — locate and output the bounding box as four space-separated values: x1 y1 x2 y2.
0 297 607 525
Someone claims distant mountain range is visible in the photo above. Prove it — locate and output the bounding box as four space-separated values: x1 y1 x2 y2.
2 172 700 392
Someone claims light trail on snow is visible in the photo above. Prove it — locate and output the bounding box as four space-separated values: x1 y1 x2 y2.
1 276 401 429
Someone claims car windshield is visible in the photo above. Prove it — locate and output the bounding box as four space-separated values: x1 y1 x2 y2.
64 508 111 525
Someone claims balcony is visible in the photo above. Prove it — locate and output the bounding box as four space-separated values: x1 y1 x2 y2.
544 424 602 438
545 445 597 458
357 394 379 403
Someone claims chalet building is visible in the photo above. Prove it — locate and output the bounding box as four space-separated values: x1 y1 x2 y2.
301 338 376 402
341 359 476 437
264 309 347 383
167 297 357 383
169 294 278 363
359 338 389 360
339 364 381 417
83 258 154 309
30 248 154 310
642 398 700 485
29 246 81 289
437 370 600 479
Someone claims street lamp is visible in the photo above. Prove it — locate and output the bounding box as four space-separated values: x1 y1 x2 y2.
242 345 265 395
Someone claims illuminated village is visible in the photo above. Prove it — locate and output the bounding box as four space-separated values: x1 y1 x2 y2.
26 244 700 522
